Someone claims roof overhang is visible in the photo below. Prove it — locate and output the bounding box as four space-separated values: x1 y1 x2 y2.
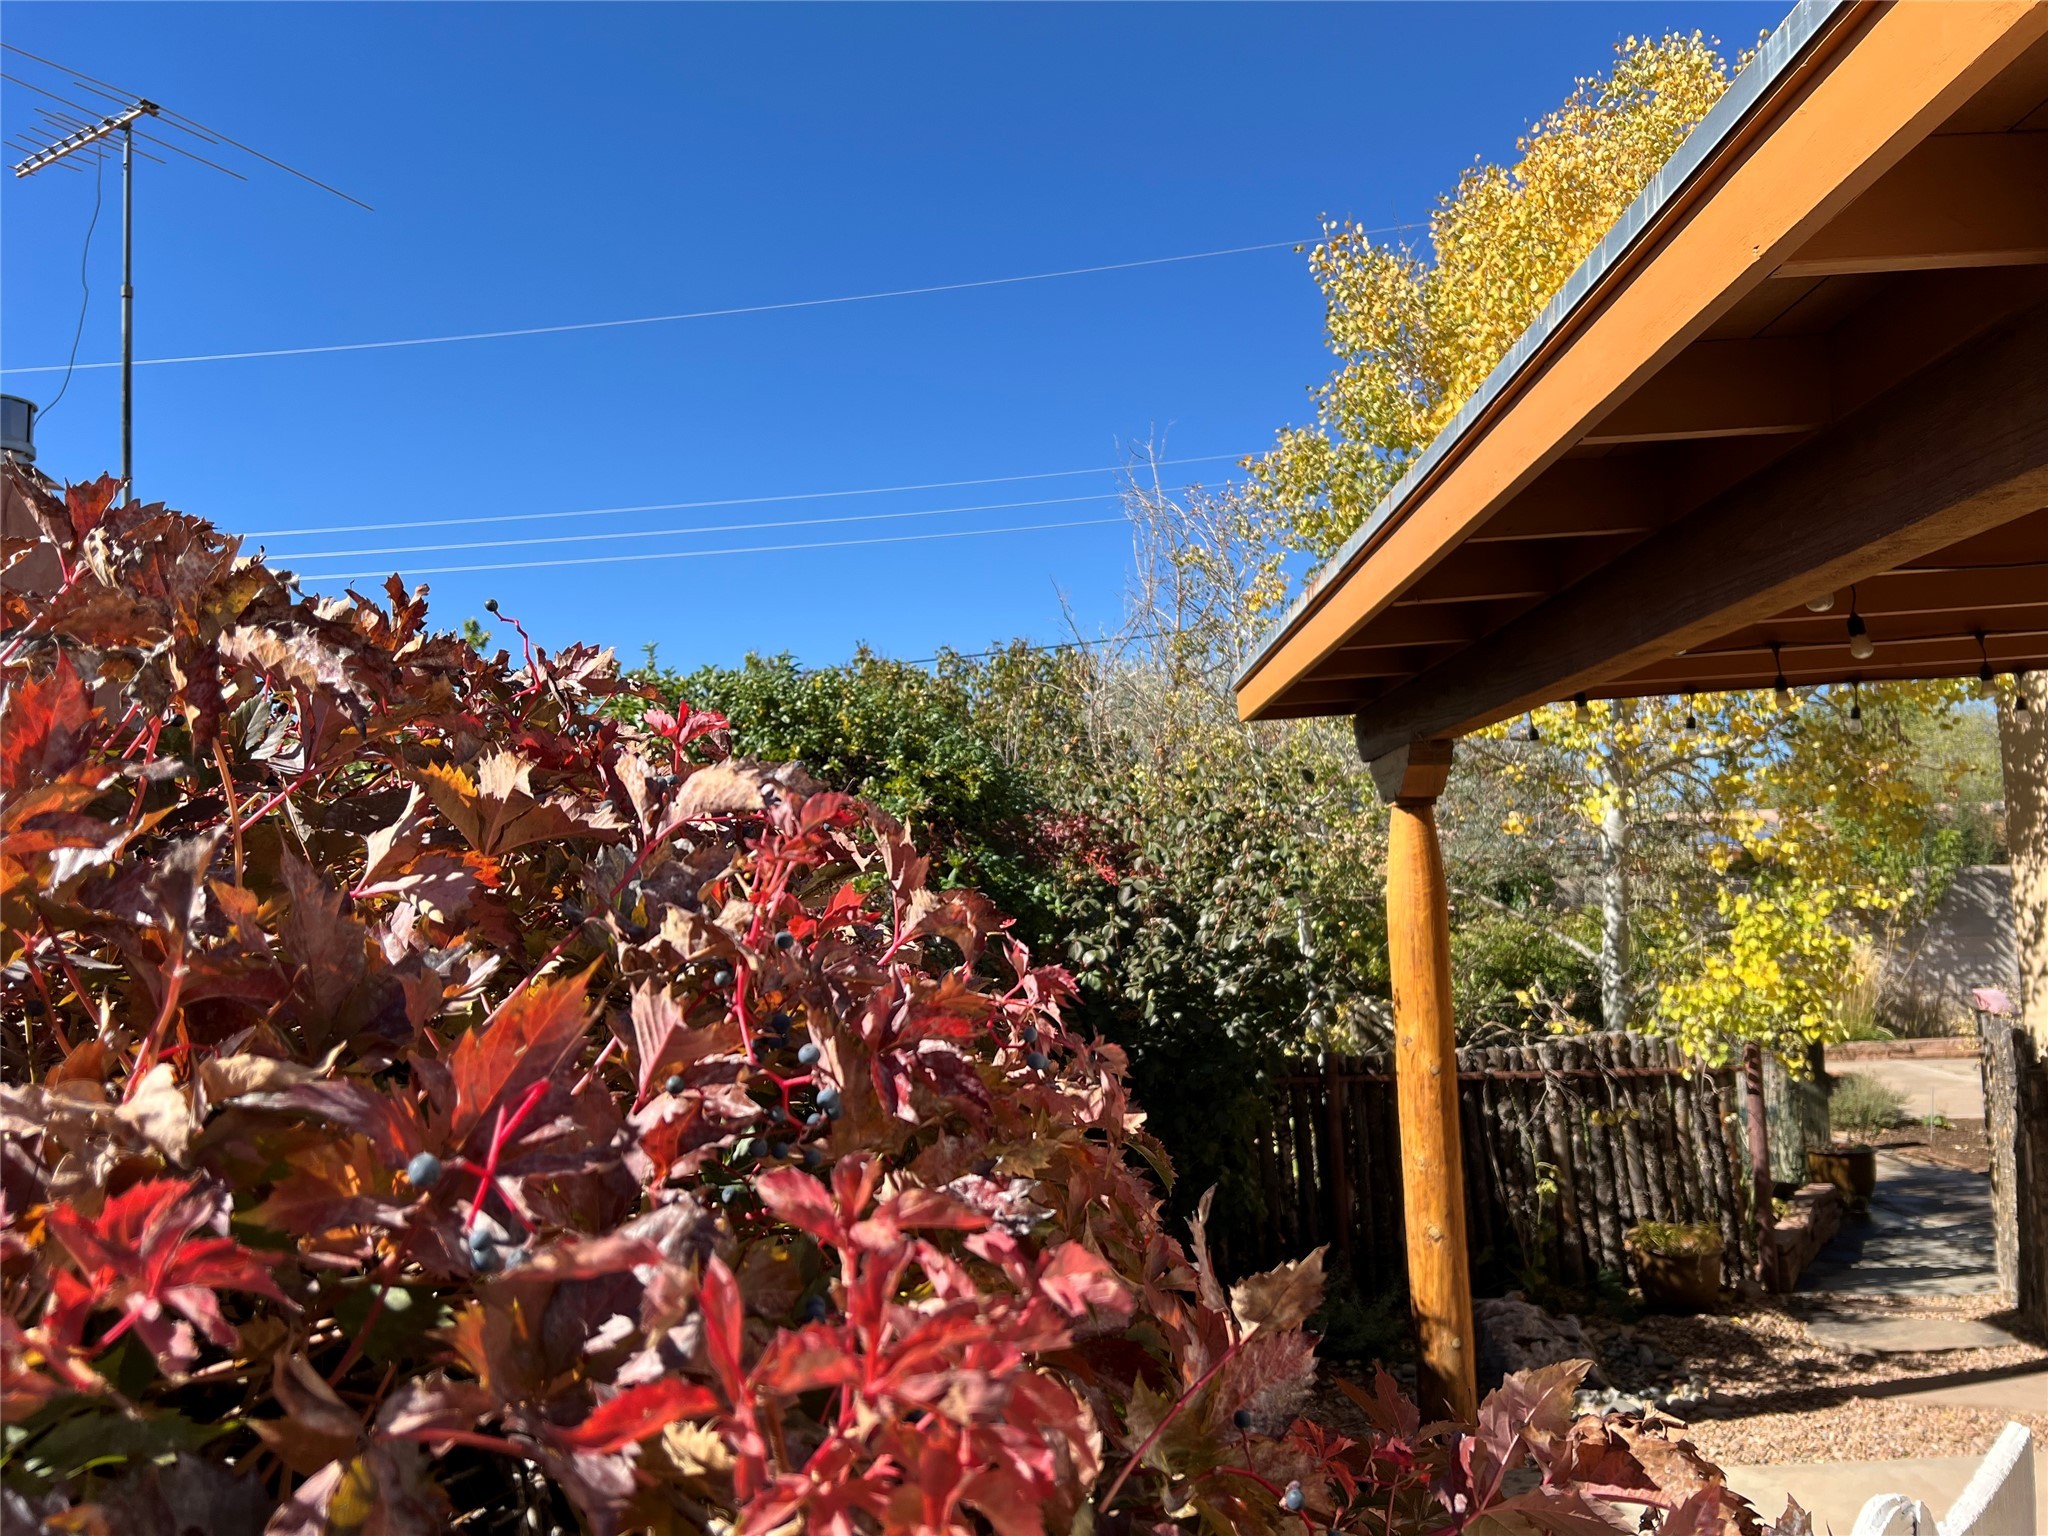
1233 0 2048 760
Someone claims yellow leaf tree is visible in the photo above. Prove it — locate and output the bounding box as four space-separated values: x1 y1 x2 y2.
1247 32 1982 1062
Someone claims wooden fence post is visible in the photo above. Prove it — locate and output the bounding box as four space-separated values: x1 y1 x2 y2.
1324 1052 1353 1269
1368 736 1476 1424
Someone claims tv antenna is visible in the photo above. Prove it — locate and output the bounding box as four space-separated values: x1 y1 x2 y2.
3 43 369 499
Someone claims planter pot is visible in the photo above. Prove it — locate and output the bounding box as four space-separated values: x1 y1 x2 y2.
1628 1245 1723 1314
1808 1145 1877 1211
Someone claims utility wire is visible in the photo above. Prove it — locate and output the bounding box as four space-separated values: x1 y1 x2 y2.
903 629 1174 667
251 450 1247 538
281 491 1129 562
0 230 1419 376
37 138 104 421
293 514 1127 582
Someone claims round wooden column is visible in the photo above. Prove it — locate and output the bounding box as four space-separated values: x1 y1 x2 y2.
1375 738 1477 1422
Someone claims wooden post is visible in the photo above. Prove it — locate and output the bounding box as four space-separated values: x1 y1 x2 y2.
1369 736 1477 1423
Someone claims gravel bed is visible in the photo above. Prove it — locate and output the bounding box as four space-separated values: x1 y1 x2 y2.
1686 1400 2048 1465
1584 1296 2045 1418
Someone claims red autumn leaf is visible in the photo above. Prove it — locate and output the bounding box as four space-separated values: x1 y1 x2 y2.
45 1177 286 1376
753 1167 847 1247
1 651 91 797
445 970 595 1150
550 1379 722 1453
699 1255 749 1405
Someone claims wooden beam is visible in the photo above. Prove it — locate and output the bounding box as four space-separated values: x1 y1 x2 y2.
1778 133 2048 278
1582 339 1830 444
1352 300 2048 760
1466 457 1666 541
1614 631 2048 691
1366 736 1476 1422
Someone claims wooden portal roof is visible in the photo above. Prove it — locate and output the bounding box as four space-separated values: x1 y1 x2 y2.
1234 0 2048 761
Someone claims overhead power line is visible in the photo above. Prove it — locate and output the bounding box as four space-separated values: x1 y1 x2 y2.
0 227 1421 376
250 450 1248 539
280 490 1128 562
293 514 1127 583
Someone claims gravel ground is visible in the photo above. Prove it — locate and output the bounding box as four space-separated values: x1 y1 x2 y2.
1686 1399 2048 1466
1585 1294 2046 1462
1306 1293 2046 1467
1868 1119 1992 1175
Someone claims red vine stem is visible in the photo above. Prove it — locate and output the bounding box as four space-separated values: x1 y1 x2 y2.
1098 1338 1246 1512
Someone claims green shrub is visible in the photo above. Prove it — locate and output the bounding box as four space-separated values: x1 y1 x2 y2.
1830 1071 1908 1135
1625 1221 1723 1257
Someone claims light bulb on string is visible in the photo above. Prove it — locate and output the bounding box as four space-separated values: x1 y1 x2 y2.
1771 644 1791 708
1976 630 1994 687
1805 593 1837 613
1682 694 1698 732
1847 613 1874 661
2017 672 2032 714
1573 692 1591 724
1847 681 1863 735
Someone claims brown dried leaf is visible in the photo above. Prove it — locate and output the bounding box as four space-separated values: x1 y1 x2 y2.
1228 1244 1325 1338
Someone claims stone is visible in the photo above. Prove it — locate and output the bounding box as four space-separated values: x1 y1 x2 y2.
1475 1292 1603 1387
1805 1313 2022 1354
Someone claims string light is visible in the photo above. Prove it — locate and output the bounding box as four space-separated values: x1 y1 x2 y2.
1516 713 1542 743
1572 692 1591 724
2017 671 2032 714
1846 585 1874 660
1771 644 1791 708
1805 592 1837 613
1976 630 1994 685
1847 680 1863 735
1681 694 1698 732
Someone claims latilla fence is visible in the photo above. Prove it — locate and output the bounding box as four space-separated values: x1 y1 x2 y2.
1237 1032 1760 1295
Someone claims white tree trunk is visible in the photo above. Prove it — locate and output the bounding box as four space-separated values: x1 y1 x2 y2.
1596 730 1633 1032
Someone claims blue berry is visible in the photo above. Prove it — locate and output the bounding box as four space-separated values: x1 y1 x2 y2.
712 969 733 989
1026 1052 1049 1072
802 1145 823 1168
405 1152 443 1189
720 1184 744 1205
797 1042 821 1066
664 1074 685 1095
1233 1409 1253 1430
1282 1482 1304 1512
1022 1025 1039 1045
815 1086 841 1114
806 1112 825 1129
468 1234 501 1273
769 1010 792 1032
774 931 795 951
804 1294 830 1323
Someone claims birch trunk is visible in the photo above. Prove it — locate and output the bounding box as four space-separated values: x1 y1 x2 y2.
1596 714 1633 1031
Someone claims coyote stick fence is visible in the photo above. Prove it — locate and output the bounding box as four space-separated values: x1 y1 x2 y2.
1245 1032 1756 1296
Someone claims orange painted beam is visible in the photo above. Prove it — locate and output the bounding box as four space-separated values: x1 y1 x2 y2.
1778 132 2048 277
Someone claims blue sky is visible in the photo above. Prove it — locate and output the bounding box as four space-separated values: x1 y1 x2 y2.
2 2 1783 671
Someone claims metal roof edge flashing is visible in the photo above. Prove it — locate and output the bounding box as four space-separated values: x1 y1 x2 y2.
1233 0 1855 700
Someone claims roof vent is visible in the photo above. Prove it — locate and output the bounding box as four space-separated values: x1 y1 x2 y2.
0 395 35 463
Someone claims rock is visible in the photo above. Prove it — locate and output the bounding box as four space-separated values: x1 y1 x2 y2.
1476 1292 1605 1388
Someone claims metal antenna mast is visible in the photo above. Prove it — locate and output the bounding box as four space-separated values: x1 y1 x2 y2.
4 46 368 499
10 98 156 494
